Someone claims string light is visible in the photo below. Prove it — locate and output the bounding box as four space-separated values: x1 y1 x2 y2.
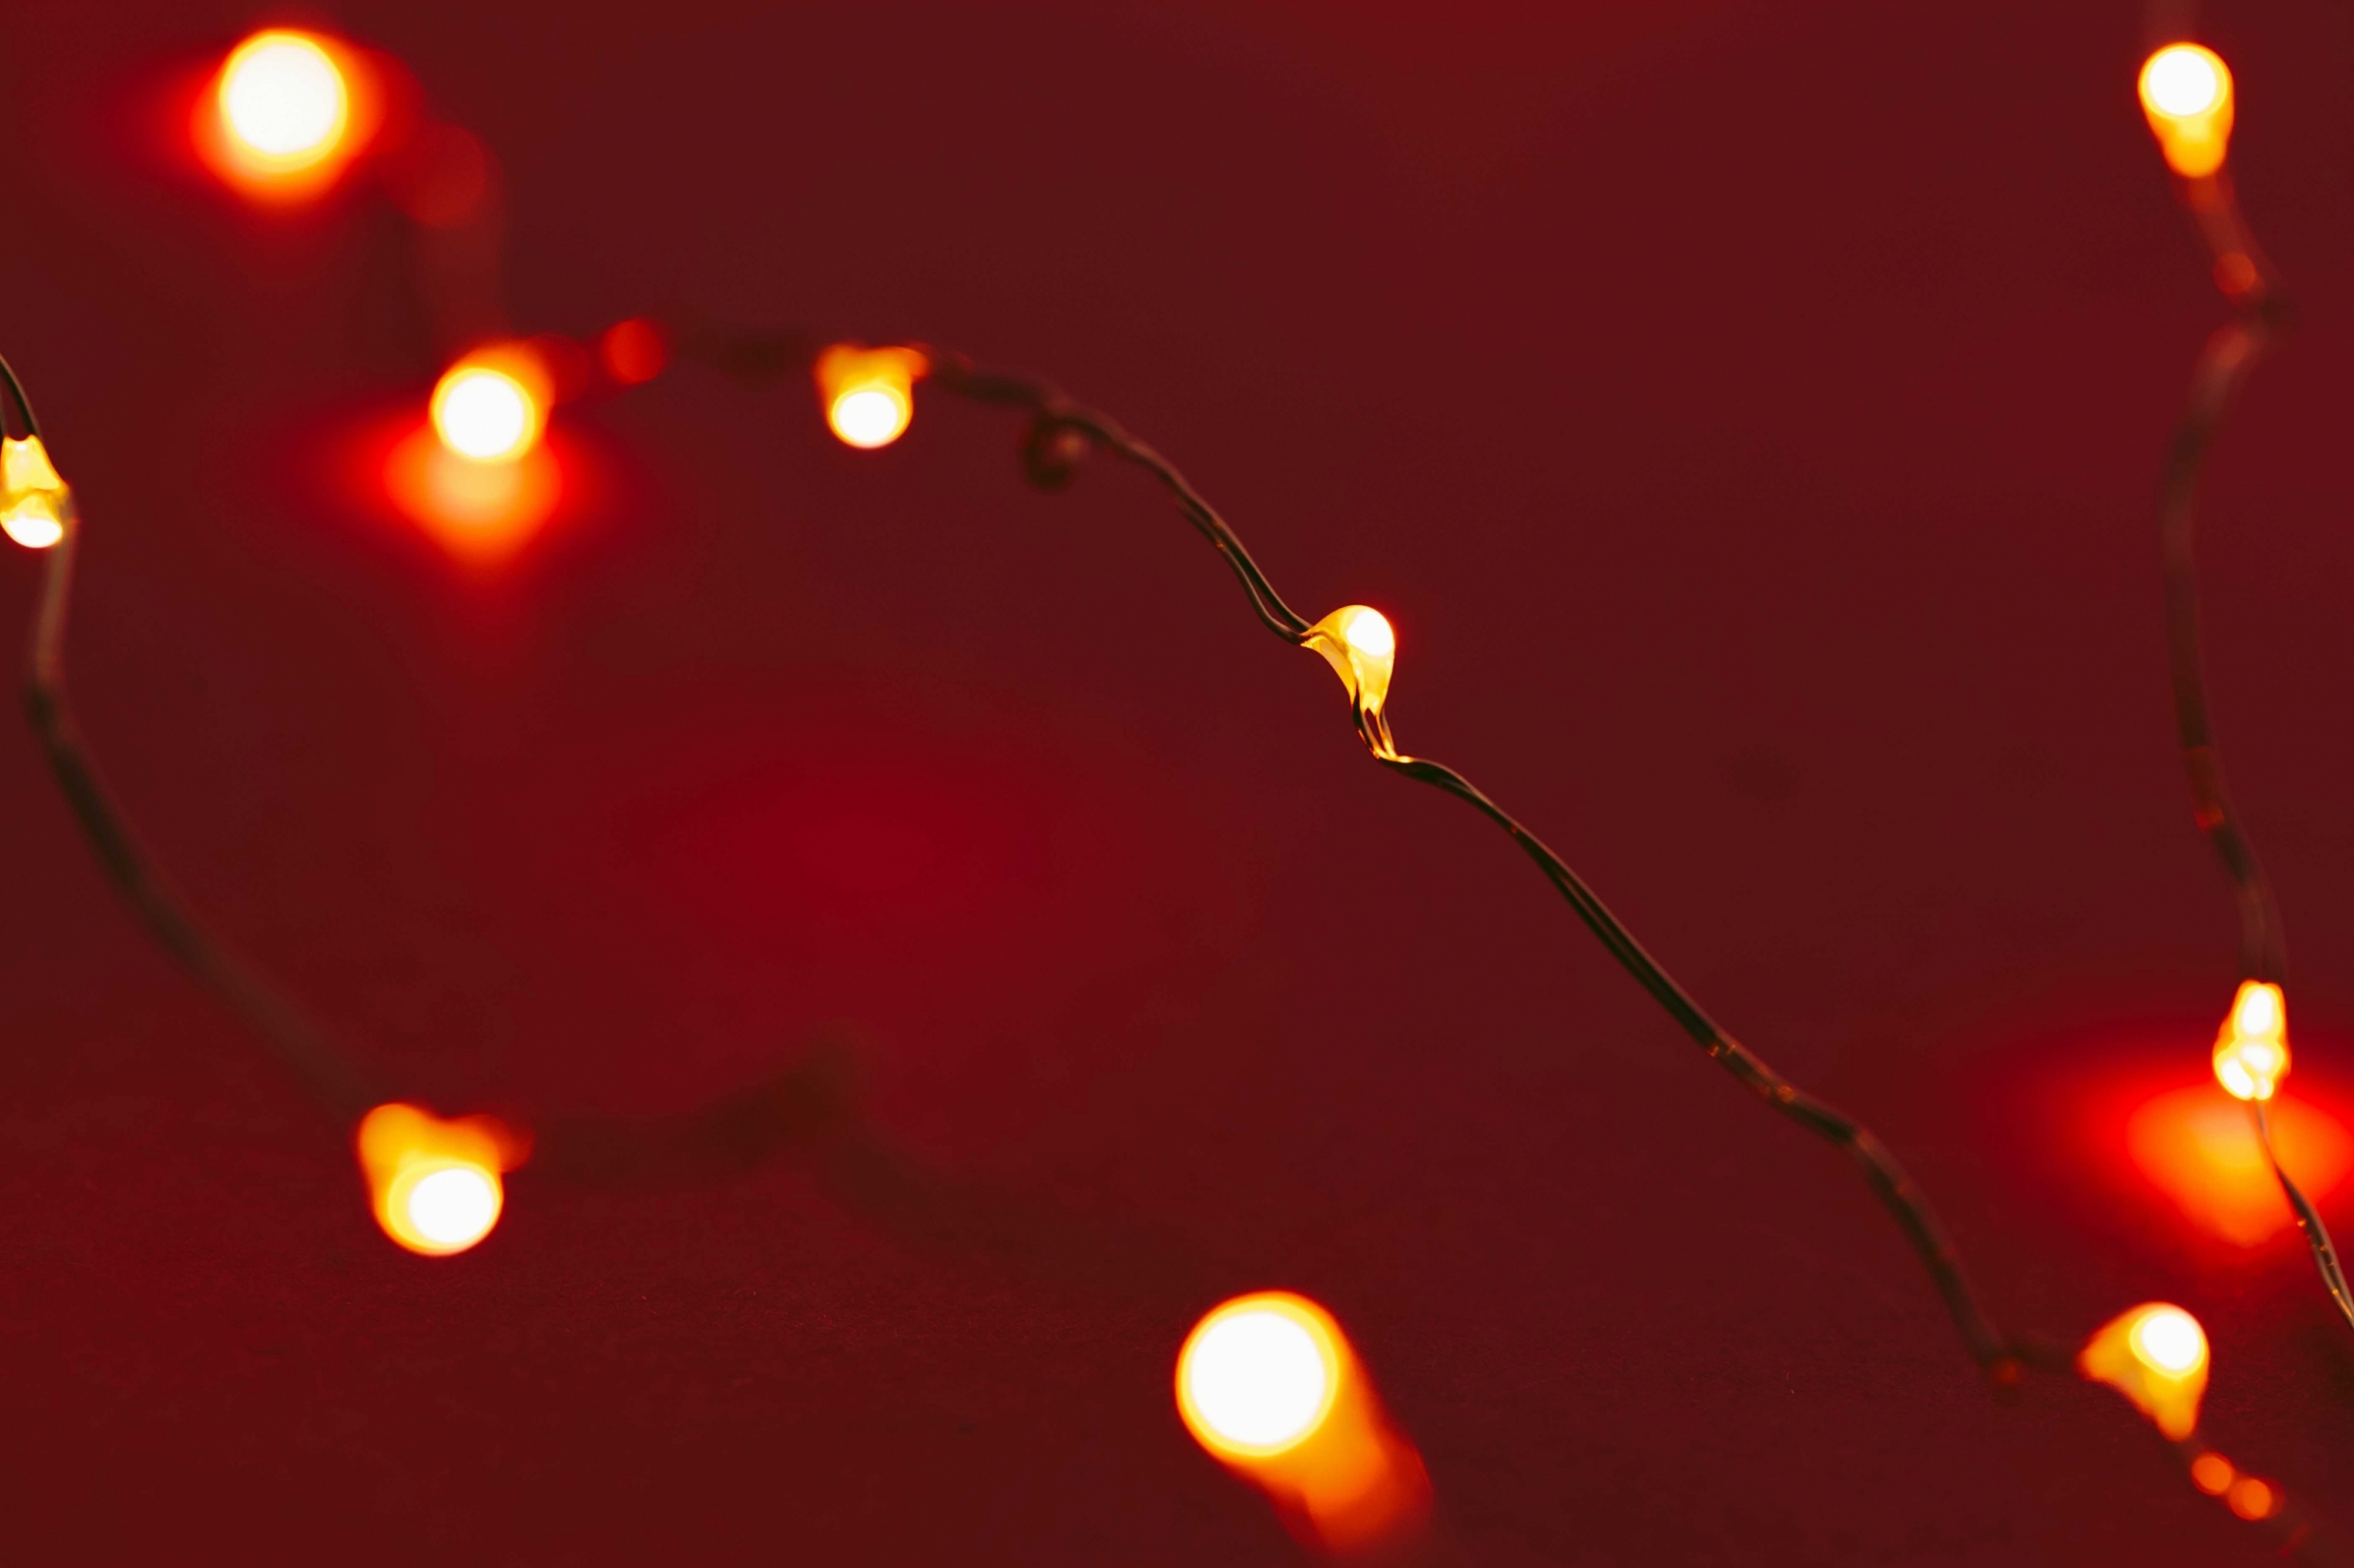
2139 43 2234 178
1 434 71 550
816 345 926 449
356 1103 520 1256
7 18 2350 1558
1176 1292 1430 1553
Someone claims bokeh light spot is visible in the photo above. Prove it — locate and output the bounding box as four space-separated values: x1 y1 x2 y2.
432 366 541 462
2126 1084 2351 1246
218 32 349 167
1178 1295 1340 1458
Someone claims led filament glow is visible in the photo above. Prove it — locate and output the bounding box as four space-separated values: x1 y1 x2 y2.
356 1103 520 1256
2079 1302 2209 1439
1 435 70 549
1177 1292 1430 1553
2139 44 2234 178
1305 606 1399 760
2211 980 2289 1101
817 346 926 449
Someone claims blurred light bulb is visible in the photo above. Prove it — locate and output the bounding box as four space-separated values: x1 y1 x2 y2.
1179 1295 1341 1458
2139 44 2234 177
432 360 545 464
816 346 927 449
2080 1302 2209 1439
1 435 71 550
356 1103 523 1256
218 32 349 167
599 317 668 385
2213 980 2289 1102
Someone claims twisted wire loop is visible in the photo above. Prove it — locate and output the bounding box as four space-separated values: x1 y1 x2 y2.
707 339 2021 1380
3 351 850 1174
2151 176 2354 1336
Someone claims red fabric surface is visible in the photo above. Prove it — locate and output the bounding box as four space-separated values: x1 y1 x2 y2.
3 0 2353 1561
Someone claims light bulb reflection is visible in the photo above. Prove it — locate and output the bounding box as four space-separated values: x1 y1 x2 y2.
2139 43 2235 177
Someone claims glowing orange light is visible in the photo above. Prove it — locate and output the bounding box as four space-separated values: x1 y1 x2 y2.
600 318 668 385
2079 1302 2209 1439
198 31 375 199
432 359 545 464
382 420 563 564
1 435 71 550
2139 43 2234 178
2213 980 2289 1101
2227 1476 2278 1520
1305 605 1400 761
1177 1292 1431 1554
2191 1453 2235 1494
816 345 926 449
2127 1082 2350 1245
356 1103 524 1256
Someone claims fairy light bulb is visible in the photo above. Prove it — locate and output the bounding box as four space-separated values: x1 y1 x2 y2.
356 1103 521 1256
1176 1291 1432 1553
432 357 545 464
218 32 351 172
2213 980 2289 1102
1 435 71 550
2079 1302 2210 1439
1305 605 1400 760
1178 1294 1343 1458
816 346 927 449
2139 43 2235 178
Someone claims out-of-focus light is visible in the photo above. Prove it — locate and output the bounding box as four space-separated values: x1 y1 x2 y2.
2213 980 2289 1101
2126 1082 2351 1245
2139 43 2234 177
600 318 668 385
1177 1292 1431 1554
1 435 71 550
432 362 542 463
198 30 376 199
816 345 926 449
2191 1453 2235 1494
1179 1294 1341 1458
2227 1476 2278 1520
356 1103 523 1256
382 419 563 564
1306 605 1400 760
2079 1302 2209 1439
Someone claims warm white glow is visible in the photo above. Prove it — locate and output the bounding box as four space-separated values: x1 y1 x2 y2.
432 367 539 463
2131 1307 2207 1375
1182 1309 1332 1452
219 33 349 163
2144 45 2225 118
2 496 63 550
404 1164 500 1249
1344 608 1395 660
830 386 912 449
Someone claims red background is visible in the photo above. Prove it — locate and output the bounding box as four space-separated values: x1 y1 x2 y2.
3 0 2353 1561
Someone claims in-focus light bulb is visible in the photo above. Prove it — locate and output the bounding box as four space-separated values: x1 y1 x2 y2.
1305 605 1400 760
1178 1296 1341 1458
2080 1302 2210 1439
356 1103 522 1256
2139 43 2235 177
815 346 928 450
1 435 71 550
432 360 544 464
2213 980 2289 1102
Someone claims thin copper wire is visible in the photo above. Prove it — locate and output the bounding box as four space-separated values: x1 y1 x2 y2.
2150 170 2354 1336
